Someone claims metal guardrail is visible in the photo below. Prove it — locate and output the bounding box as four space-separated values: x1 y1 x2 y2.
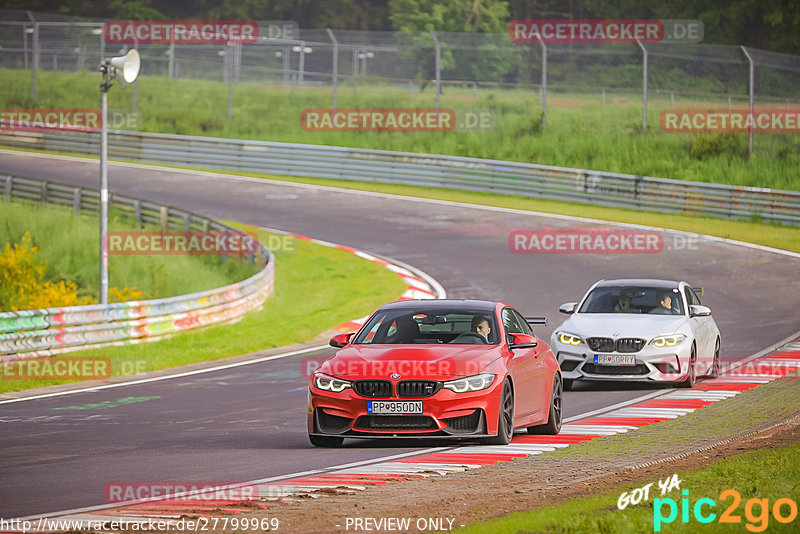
0 174 275 358
2 128 799 225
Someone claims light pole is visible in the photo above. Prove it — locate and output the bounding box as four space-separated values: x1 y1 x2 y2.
292 44 312 85
98 49 140 304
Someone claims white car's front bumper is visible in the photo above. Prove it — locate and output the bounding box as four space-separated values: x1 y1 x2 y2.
552 340 693 383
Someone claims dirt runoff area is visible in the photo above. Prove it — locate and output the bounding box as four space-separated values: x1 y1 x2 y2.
253 376 800 534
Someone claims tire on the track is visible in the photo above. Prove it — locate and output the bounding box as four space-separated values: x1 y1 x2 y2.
707 338 721 378
483 379 514 445
527 374 563 435
309 434 344 447
678 344 697 388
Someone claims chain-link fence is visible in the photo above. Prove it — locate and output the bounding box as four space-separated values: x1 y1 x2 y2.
2 10 800 158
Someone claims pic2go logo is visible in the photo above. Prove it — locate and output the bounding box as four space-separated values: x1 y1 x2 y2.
654 489 798 532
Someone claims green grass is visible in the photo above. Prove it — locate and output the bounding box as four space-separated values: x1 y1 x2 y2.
0 199 257 302
2 68 799 190
457 444 800 533
458 374 800 533
0 224 407 393
550 374 800 460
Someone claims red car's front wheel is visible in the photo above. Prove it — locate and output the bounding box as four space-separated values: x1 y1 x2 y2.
483 379 514 445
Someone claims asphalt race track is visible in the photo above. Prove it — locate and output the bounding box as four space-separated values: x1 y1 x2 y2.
1 150 799 519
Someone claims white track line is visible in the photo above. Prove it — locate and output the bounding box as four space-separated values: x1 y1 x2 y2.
0 345 327 406
2 148 800 261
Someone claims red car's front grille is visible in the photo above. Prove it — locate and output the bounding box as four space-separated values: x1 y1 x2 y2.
353 380 393 398
396 380 440 398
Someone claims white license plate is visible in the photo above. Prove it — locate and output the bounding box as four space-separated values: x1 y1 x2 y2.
594 354 636 366
367 401 423 415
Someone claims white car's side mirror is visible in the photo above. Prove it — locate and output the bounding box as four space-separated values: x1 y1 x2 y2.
690 305 711 317
559 302 577 314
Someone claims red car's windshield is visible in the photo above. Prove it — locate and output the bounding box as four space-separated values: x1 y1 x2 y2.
353 309 499 345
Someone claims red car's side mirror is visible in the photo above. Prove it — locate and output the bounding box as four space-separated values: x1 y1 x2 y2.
508 333 538 349
329 332 354 348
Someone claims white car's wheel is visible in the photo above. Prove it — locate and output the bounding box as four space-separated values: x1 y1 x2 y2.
707 338 721 378
679 344 697 388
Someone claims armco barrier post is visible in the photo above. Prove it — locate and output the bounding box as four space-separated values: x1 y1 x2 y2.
326 29 338 112
534 31 547 130
22 24 29 70
30 22 39 100
430 30 441 113
741 46 755 157
352 47 358 95
637 40 647 133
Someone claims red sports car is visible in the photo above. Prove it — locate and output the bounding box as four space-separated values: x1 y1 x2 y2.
307 299 563 447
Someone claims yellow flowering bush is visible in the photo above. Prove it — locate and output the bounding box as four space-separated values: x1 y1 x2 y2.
109 286 145 302
0 232 143 311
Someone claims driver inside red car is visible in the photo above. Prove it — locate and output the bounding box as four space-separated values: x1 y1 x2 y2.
450 315 491 344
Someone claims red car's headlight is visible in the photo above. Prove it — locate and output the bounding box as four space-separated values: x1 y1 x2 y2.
442 373 495 393
313 372 352 393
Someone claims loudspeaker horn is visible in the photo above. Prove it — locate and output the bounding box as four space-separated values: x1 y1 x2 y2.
108 49 141 87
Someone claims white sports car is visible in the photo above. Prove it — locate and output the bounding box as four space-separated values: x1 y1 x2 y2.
550 279 720 389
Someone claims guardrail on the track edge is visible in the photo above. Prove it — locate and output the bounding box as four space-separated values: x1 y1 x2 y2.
0 174 275 359
1 128 799 225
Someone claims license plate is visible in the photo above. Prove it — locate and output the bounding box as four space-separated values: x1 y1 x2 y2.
594 354 636 366
367 401 423 415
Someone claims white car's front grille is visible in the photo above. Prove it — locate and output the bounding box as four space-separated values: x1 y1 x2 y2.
587 337 645 353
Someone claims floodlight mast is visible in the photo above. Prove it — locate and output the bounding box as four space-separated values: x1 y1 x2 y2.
98 59 111 304
97 50 140 304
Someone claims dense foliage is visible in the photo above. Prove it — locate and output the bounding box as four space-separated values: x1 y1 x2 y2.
2 0 798 54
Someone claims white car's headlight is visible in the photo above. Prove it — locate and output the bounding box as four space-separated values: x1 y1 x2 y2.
442 373 495 393
556 332 584 346
313 372 352 392
650 334 686 347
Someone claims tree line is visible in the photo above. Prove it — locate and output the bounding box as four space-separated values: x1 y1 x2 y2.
3 0 798 54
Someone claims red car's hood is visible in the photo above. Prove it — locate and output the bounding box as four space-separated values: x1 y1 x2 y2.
319 344 502 380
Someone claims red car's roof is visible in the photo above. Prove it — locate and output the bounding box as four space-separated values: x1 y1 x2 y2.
377 299 504 312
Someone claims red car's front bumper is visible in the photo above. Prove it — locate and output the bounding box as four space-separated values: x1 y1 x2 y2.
307 377 504 439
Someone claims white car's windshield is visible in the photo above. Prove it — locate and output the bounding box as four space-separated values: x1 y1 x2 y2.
354 309 499 345
578 286 684 315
